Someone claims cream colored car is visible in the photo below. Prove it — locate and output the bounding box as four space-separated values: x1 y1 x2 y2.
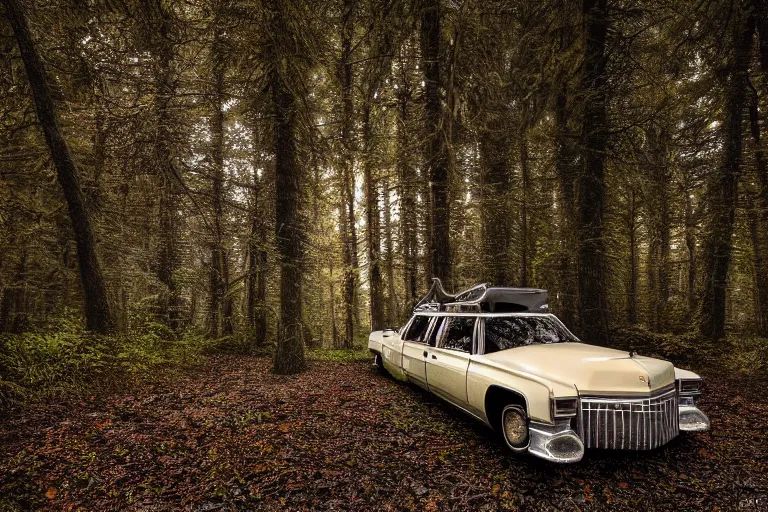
368 280 710 463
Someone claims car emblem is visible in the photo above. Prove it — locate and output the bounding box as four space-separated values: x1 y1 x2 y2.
639 375 651 388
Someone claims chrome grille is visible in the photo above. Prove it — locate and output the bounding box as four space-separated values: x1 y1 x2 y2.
578 386 679 450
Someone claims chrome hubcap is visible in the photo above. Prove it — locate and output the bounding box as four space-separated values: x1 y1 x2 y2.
503 407 528 447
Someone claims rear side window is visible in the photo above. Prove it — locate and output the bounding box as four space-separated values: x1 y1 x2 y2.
403 315 431 343
435 317 476 353
484 316 576 353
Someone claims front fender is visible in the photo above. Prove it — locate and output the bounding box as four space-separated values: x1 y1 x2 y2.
467 357 575 424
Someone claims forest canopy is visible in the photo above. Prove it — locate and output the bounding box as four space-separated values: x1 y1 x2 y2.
2 0 768 375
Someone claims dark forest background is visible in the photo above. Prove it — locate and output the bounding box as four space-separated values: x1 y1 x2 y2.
1 0 768 383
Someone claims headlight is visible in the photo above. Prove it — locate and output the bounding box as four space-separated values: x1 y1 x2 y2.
678 378 702 396
552 397 578 418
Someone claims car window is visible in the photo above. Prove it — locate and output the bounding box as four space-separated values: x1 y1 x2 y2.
403 315 431 343
484 316 577 353
435 316 475 353
427 317 444 347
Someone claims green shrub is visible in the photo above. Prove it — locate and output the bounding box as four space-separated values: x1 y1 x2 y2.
720 336 768 377
306 348 371 363
0 326 215 411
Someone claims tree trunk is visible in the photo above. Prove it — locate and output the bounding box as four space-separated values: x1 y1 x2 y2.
700 8 754 340
363 105 385 331
382 177 397 327
208 14 232 338
337 0 360 347
397 83 418 312
329 257 339 347
554 85 578 327
246 215 268 346
627 188 638 324
684 181 697 320
644 125 671 331
149 3 182 331
520 119 531 287
479 128 512 286
748 87 768 335
576 0 610 343
269 0 306 374
246 115 269 346
3 0 113 333
421 0 451 287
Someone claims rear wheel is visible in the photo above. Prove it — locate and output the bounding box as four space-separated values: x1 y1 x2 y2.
373 353 384 370
501 405 529 451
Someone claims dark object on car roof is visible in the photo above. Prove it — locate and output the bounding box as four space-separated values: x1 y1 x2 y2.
414 278 548 313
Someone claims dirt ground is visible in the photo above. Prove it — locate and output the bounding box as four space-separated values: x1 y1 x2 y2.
0 355 766 511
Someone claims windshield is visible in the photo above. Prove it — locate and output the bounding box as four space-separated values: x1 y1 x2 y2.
484 316 577 353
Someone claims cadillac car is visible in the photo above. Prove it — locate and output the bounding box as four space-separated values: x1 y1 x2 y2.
368 279 710 463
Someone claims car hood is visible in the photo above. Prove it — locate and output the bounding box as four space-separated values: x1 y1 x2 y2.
481 342 676 395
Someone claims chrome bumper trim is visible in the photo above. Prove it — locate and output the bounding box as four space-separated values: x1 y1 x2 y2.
679 405 710 432
528 420 584 463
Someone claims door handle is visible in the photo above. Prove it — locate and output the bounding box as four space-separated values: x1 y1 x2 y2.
431 355 437 359
423 351 428 358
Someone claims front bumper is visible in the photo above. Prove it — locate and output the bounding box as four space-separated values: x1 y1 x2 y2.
678 404 710 432
528 420 584 463
526 402 709 463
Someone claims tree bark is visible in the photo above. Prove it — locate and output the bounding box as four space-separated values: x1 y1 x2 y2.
683 176 697 320
627 188 638 324
520 119 531 287
644 124 671 331
208 12 232 338
269 0 306 374
382 177 397 327
363 105 384 331
397 80 418 313
246 115 269 346
421 0 451 288
148 2 182 331
577 0 610 343
748 84 768 335
246 206 269 346
700 7 754 340
3 0 113 333
479 127 512 286
337 0 360 347
554 85 578 327
329 257 339 347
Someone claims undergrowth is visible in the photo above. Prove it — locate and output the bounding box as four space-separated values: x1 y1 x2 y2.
610 325 768 378
306 347 371 363
0 323 371 413
0 323 215 412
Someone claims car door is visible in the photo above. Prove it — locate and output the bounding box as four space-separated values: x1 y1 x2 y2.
400 315 432 388
379 327 404 378
426 315 476 407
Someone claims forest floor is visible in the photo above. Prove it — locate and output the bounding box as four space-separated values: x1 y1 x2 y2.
0 355 766 512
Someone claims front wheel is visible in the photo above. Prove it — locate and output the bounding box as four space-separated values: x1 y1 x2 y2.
501 405 529 452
